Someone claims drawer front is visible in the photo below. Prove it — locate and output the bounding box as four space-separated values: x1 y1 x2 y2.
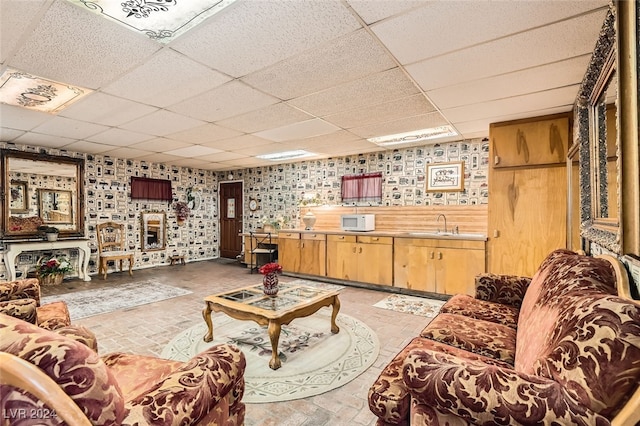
301 233 326 241
278 232 300 240
327 234 356 243
357 235 393 245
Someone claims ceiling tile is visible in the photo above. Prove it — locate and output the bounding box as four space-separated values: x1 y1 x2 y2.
217 103 313 133
32 116 108 139
171 0 361 77
0 0 48 63
284 130 361 150
229 143 295 156
290 68 420 117
349 112 450 139
0 127 25 141
59 93 158 126
219 157 274 168
427 55 592 110
102 49 231 107
254 119 341 142
120 110 206 137
63 140 123 154
199 151 248 162
8 0 159 89
132 152 184 164
407 10 607 91
164 145 223 157
242 29 396 100
86 128 154 146
323 94 436 129
168 80 279 122
442 85 579 123
314 140 382 155
13 132 77 148
201 134 273 151
0 104 56 132
101 147 155 159
372 0 608 64
129 138 192 152
347 0 427 25
166 123 243 144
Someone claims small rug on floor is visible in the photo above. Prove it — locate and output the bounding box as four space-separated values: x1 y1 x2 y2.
41 280 192 320
161 309 378 404
373 294 445 317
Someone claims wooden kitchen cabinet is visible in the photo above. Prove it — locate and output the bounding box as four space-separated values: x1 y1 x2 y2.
394 238 485 295
278 231 326 276
326 234 393 285
490 114 569 168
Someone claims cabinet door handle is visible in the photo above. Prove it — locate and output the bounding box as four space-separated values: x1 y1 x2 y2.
301 242 305 249
359 247 363 254
438 252 443 260
494 155 500 165
338 236 344 240
372 237 379 241
430 252 435 259
352 246 357 253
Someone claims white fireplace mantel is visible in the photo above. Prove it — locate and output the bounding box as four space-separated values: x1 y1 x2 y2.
3 239 91 282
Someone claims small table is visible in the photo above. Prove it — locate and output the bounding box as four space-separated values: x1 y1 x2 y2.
202 283 341 370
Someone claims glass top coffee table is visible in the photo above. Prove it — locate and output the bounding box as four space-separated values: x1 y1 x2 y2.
202 282 341 370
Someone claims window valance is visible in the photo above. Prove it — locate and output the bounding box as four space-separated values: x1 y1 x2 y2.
130 177 172 202
341 172 382 204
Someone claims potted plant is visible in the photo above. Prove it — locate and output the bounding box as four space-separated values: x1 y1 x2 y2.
174 201 190 225
37 255 73 285
38 225 60 241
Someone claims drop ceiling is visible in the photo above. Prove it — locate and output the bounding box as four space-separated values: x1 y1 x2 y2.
0 0 609 171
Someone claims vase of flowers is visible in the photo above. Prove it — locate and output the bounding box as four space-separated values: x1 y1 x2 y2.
259 262 282 296
174 201 190 225
37 255 73 285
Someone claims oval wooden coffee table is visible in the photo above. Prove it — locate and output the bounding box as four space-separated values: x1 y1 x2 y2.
202 282 341 370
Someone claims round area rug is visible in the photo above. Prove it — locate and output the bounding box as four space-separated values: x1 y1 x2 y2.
161 310 379 403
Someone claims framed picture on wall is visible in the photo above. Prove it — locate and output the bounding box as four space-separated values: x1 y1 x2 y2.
10 180 28 212
425 161 465 192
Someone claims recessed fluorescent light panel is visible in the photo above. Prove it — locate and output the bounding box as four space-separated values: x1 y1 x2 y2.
0 68 92 113
368 125 458 147
257 150 315 161
67 0 237 43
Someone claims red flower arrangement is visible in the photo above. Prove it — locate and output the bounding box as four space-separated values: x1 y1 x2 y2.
258 262 282 275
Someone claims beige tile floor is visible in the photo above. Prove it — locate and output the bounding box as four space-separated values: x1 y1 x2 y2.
42 259 436 426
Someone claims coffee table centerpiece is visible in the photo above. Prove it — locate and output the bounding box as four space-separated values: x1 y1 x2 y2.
202 282 340 370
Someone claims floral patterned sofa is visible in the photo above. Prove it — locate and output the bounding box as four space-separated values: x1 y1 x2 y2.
369 249 640 425
0 314 247 425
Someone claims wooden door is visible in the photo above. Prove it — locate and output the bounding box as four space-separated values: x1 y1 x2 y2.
327 235 357 280
488 166 567 276
300 233 326 276
393 238 437 292
277 232 301 273
357 236 393 285
219 182 243 259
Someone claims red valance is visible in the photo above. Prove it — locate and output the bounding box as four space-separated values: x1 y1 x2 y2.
341 172 382 204
130 177 173 202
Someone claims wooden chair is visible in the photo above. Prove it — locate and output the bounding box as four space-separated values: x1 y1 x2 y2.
96 222 133 280
249 231 277 274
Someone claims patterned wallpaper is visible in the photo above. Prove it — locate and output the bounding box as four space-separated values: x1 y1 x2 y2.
0 137 488 280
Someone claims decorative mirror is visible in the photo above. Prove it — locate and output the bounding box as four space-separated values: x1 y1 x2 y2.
574 6 621 253
1 150 85 238
141 211 166 251
38 189 73 224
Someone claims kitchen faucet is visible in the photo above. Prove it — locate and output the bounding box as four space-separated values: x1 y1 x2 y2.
436 214 448 234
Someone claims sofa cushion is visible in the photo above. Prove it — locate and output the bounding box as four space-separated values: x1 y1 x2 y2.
0 314 127 425
36 300 71 330
440 294 520 328
420 313 517 365
369 336 512 425
0 299 37 324
531 294 640 418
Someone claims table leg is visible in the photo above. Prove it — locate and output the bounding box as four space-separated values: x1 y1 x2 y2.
202 302 214 342
268 320 282 370
331 296 341 334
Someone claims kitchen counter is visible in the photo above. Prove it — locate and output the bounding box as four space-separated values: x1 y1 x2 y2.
278 229 488 241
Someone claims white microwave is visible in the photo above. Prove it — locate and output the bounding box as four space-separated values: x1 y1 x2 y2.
341 214 375 232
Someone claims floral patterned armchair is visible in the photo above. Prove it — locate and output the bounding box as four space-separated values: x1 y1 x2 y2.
369 250 640 425
0 313 246 426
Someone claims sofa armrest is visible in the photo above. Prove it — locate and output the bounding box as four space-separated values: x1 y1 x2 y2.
402 349 607 425
0 279 41 305
0 299 37 324
125 344 246 426
474 273 531 307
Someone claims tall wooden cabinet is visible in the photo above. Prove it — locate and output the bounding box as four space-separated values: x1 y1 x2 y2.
488 113 569 277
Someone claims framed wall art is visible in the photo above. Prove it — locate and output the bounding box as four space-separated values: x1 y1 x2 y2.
426 161 464 192
10 180 28 212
